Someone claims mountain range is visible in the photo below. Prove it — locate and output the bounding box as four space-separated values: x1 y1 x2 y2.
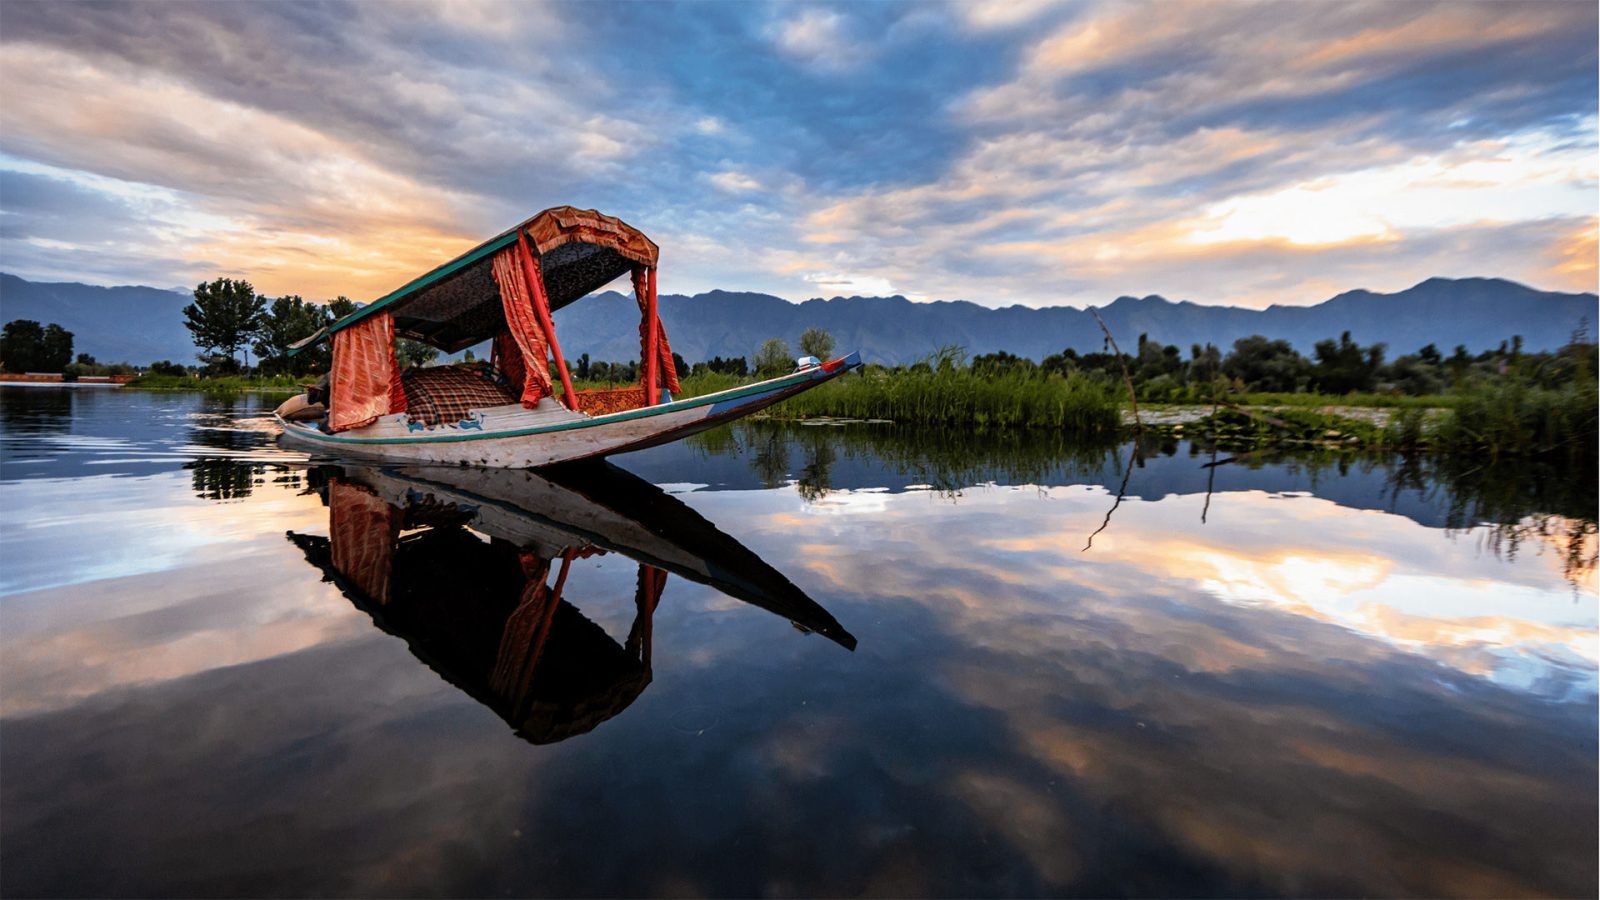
1 272 1593 366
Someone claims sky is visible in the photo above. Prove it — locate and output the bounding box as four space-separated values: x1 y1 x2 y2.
0 0 1594 309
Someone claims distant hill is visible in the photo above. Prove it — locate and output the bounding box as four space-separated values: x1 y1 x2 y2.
558 277 1597 364
0 273 194 363
1 272 1593 367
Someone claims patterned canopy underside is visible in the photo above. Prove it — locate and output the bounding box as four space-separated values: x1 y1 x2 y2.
392 243 635 353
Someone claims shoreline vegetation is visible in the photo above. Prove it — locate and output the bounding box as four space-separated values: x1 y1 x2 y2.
116 360 1596 464
12 277 1585 463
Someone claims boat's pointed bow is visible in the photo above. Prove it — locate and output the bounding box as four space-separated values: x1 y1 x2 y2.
821 350 862 373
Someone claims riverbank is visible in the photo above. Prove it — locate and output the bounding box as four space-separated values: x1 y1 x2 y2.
1130 380 1596 463
119 368 1594 462
125 374 304 395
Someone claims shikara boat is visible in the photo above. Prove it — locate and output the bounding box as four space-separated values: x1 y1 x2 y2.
288 460 854 743
277 206 860 466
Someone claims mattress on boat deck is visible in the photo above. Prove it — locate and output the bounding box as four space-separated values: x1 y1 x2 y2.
401 363 518 427
307 396 587 441
396 364 589 433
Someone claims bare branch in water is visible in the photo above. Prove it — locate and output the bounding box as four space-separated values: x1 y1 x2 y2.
1085 443 1139 551
1088 306 1141 433
1202 445 1219 524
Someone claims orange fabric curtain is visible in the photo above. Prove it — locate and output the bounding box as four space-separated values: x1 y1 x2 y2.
630 266 680 396
330 312 405 432
328 480 400 604
492 331 527 398
491 247 554 407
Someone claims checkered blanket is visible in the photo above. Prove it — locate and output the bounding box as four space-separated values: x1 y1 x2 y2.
402 363 518 428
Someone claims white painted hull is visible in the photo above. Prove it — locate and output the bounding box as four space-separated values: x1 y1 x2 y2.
277 352 860 467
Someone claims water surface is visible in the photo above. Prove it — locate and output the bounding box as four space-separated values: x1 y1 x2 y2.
1 386 1595 897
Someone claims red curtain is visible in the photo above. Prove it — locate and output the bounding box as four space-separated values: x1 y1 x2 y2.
490 549 573 711
330 312 405 432
328 480 399 604
631 266 680 395
491 247 554 407
492 331 527 397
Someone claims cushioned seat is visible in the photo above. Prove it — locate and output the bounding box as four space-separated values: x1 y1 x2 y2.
402 363 518 428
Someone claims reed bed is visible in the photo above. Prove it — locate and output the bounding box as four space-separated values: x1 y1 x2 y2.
1436 380 1597 462
763 366 1121 431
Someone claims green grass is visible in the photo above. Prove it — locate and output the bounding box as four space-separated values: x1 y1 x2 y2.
575 367 1122 431
126 374 305 395
764 366 1121 431
1153 382 1598 460
1435 380 1597 461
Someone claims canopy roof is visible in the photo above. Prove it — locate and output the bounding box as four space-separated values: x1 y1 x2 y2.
316 206 658 354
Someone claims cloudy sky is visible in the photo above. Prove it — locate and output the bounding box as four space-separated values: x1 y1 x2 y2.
0 0 1594 308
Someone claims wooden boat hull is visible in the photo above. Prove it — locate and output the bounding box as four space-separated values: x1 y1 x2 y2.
278 351 860 467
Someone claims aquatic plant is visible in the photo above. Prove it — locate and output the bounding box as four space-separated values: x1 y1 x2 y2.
764 366 1121 432
1436 380 1598 462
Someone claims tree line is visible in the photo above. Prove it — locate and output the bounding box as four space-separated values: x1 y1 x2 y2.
0 320 75 373
966 328 1596 399
165 277 445 376
566 328 837 383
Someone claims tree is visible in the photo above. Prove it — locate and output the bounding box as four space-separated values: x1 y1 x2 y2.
693 355 748 377
327 296 359 320
1190 343 1222 384
1221 335 1309 392
972 350 1034 375
798 327 835 361
1311 330 1383 393
40 324 74 371
754 337 793 375
1 320 45 372
1446 344 1473 387
396 338 440 369
254 295 328 375
184 278 265 368
1381 353 1442 395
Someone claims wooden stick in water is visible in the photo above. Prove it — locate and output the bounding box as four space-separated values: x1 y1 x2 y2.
1088 307 1141 433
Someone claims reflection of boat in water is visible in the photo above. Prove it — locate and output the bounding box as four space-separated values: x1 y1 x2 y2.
288 461 854 743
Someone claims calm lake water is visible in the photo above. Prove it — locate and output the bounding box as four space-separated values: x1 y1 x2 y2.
1 386 1595 898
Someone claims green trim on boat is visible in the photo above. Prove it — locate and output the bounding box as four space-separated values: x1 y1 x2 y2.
321 229 524 341
282 370 814 446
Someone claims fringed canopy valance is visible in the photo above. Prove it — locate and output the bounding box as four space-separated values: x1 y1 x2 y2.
315 206 659 354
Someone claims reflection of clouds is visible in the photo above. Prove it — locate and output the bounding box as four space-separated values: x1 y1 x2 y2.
2 637 543 897
1 470 326 595
0 468 350 715
0 560 369 717
5 442 1595 896
686 477 1593 893
947 770 1080 887
783 484 1594 692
